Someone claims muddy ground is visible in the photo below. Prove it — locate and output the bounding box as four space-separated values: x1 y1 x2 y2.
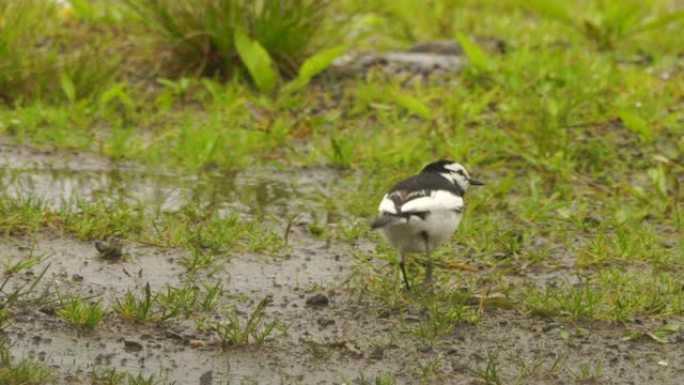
1 141 683 385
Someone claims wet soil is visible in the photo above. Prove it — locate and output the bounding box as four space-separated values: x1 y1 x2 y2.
2 141 684 384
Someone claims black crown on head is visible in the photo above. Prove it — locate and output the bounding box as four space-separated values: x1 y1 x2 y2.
421 160 456 174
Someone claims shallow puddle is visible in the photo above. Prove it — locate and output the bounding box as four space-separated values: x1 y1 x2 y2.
0 139 342 219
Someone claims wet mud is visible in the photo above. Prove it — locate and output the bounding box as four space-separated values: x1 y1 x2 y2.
2 141 684 384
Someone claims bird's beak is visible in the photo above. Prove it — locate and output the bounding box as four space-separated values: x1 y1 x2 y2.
469 178 485 186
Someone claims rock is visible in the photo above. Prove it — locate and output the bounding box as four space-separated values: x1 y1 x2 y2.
317 317 335 327
541 322 561 333
451 361 468 373
305 293 329 308
409 40 463 55
369 346 384 360
200 370 213 385
187 339 205 348
122 339 143 352
95 238 123 261
490 252 511 260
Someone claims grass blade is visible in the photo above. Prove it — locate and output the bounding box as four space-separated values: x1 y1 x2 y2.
234 29 278 94
619 109 653 142
282 45 346 94
631 10 684 36
298 45 346 82
456 33 494 72
389 89 432 120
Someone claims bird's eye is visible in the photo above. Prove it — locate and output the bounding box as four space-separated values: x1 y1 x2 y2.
456 170 466 176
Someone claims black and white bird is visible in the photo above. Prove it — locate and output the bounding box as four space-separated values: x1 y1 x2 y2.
371 160 484 289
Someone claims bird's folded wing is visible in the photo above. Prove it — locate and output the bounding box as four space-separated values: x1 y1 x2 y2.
401 190 463 213
379 190 463 214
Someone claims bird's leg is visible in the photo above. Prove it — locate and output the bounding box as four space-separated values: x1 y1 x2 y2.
421 232 433 287
424 250 433 283
398 251 410 290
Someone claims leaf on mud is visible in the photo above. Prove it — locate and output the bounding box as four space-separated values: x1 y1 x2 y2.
560 329 571 341
647 167 668 197
619 109 653 142
621 331 646 342
646 331 669 344
234 29 278 94
388 89 432 120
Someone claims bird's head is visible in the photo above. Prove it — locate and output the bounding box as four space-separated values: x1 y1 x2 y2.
421 160 484 192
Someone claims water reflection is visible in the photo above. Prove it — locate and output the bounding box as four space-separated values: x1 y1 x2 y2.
0 167 307 218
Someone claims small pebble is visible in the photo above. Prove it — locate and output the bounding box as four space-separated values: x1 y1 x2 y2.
123 339 143 352
317 317 334 327
305 293 329 308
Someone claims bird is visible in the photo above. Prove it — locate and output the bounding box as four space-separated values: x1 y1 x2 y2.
371 160 484 289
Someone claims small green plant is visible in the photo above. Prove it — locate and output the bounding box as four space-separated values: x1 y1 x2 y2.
89 368 126 385
1 255 49 309
215 297 284 347
157 281 222 317
124 0 331 77
114 283 164 323
520 0 684 50
406 292 479 346
127 372 166 385
0 195 47 235
0 0 57 103
570 360 603 382
179 248 219 274
469 352 503 385
374 373 396 385
0 337 52 384
524 280 602 320
355 372 397 385
57 293 106 328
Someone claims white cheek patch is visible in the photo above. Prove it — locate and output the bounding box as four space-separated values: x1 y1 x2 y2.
440 172 456 184
445 163 465 173
400 191 463 213
378 194 397 214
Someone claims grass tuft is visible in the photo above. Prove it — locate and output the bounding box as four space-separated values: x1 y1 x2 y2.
124 0 331 77
57 293 106 328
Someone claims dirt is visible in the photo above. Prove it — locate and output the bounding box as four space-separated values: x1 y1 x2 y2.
2 141 684 384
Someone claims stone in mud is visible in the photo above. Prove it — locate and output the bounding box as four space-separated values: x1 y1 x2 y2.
317 317 335 327
328 38 506 78
369 346 384 360
123 339 143 352
200 370 213 385
95 238 124 261
305 293 329 308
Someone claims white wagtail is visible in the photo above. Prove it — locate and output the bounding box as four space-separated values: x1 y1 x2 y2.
371 160 484 289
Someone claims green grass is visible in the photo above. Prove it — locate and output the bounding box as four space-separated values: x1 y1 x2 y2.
123 0 332 77
57 293 106 328
215 297 285 347
0 0 57 103
114 283 166 323
0 194 284 253
0 0 684 381
0 337 52 384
